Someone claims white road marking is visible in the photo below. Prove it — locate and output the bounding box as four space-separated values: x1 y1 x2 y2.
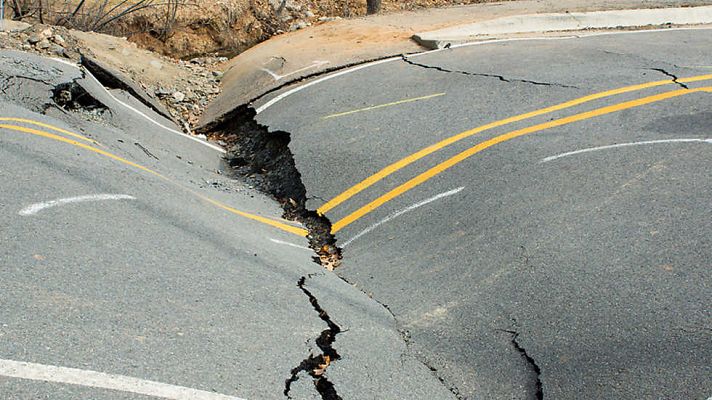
255 57 400 114
40 58 225 153
19 194 136 216
260 60 330 81
49 57 81 68
269 238 312 251
342 187 465 247
540 138 712 163
254 27 712 114
0 359 246 400
83 69 226 154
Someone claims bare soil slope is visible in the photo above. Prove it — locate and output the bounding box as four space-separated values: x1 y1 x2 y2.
119 0 504 59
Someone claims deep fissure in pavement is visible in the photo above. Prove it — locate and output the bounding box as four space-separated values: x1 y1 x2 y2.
502 330 543 400
284 276 343 400
401 55 579 89
199 105 342 269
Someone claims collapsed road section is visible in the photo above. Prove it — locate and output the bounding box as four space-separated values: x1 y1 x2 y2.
198 105 342 270
0 47 462 400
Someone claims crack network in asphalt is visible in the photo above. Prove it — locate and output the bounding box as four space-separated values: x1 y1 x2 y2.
401 55 579 89
350 280 464 400
284 276 343 400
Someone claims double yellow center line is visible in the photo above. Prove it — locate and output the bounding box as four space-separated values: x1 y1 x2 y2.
5 74 711 238
324 75 712 233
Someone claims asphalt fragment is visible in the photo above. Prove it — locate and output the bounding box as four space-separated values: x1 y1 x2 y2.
284 276 343 400
80 55 174 122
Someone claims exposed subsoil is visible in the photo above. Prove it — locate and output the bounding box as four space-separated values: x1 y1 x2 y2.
117 0 506 60
204 105 342 270
0 24 225 134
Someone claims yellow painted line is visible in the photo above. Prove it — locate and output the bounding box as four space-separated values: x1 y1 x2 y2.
194 195 307 236
321 93 447 120
0 117 96 144
265 215 304 227
0 124 308 237
317 73 712 215
331 87 712 233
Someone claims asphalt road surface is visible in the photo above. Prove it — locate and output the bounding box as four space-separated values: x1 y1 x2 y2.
256 29 712 399
0 51 455 399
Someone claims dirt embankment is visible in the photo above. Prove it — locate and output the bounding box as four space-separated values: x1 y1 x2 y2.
117 0 502 59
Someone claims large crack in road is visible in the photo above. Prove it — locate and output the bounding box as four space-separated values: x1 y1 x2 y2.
285 275 343 400
198 106 342 270
195 54 575 399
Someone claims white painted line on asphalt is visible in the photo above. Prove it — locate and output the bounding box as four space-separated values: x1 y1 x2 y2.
19 194 136 216
0 359 246 400
49 57 81 68
260 60 330 81
254 27 712 115
83 68 226 154
255 57 401 114
342 186 465 247
269 238 312 251
540 138 712 163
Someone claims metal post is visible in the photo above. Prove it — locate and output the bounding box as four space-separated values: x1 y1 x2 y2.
0 0 5 30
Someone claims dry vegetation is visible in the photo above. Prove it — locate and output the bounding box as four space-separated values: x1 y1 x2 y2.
6 0 497 59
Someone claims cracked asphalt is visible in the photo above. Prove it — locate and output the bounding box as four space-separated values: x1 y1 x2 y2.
256 29 712 399
0 51 453 399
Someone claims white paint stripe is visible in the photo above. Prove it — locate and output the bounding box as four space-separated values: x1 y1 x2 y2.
83 69 226 154
19 194 136 215
540 138 712 163
254 27 712 114
0 359 246 400
342 187 465 247
255 57 400 114
260 61 330 81
269 237 312 251
49 57 81 69
260 67 281 80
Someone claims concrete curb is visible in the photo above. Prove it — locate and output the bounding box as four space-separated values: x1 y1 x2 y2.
414 5 712 49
